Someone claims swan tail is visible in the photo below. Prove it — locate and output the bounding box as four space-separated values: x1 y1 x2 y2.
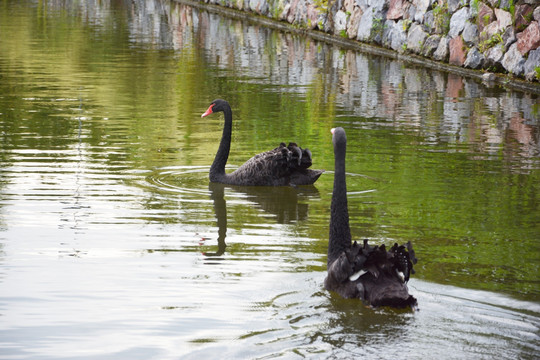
300 148 313 168
280 143 323 185
352 239 418 283
389 241 417 282
285 143 316 170
286 143 302 167
227 142 323 186
289 169 324 185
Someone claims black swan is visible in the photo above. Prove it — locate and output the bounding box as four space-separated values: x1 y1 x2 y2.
325 127 418 308
201 99 324 186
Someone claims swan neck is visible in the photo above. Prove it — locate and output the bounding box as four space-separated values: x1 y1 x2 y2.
210 106 232 181
328 142 351 265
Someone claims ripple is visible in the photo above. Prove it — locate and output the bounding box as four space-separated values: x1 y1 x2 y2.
179 276 540 359
144 166 211 197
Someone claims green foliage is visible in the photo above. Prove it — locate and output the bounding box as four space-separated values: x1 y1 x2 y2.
507 0 515 15
478 31 504 52
470 0 479 13
370 16 386 43
312 0 328 11
269 0 283 19
469 0 479 23
433 1 450 35
402 18 412 32
536 66 540 81
515 7 535 32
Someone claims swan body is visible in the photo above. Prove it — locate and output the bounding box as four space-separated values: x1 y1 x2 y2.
201 99 324 186
325 127 418 308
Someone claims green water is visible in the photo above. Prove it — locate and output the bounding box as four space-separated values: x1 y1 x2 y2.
0 0 539 358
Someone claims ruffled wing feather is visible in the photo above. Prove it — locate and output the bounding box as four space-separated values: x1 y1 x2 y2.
227 143 323 186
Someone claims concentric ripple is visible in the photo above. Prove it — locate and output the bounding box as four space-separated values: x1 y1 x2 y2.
144 166 212 197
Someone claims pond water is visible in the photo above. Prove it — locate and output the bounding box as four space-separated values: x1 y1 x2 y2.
1 0 539 358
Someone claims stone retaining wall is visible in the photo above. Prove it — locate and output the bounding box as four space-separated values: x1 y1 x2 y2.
200 0 540 82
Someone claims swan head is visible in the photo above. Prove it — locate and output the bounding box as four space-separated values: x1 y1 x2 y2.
331 127 346 145
201 99 229 117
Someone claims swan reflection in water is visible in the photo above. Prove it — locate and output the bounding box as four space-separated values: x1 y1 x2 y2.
202 182 320 257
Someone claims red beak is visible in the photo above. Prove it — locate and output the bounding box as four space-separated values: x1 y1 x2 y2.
201 104 215 118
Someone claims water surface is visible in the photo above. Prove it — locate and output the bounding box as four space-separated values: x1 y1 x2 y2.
0 0 539 358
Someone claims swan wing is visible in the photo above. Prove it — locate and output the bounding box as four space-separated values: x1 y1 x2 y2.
228 144 322 186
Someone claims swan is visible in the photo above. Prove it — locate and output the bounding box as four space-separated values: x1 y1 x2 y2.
201 99 324 186
324 127 418 308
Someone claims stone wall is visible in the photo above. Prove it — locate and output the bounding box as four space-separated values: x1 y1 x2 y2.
200 0 540 82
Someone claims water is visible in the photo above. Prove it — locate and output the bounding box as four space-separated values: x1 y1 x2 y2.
1 0 539 358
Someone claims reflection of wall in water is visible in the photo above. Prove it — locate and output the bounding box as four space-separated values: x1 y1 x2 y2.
169 2 539 160
69 0 539 161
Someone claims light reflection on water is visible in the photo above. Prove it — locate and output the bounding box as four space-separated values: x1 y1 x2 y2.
0 0 539 359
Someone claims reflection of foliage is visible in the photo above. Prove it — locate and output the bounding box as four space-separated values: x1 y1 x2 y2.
0 1 211 170
2 0 539 303
344 122 540 299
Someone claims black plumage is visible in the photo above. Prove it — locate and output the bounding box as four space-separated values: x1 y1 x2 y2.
324 127 418 309
201 99 324 186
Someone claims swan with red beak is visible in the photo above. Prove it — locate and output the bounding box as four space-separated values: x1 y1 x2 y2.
201 99 324 186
